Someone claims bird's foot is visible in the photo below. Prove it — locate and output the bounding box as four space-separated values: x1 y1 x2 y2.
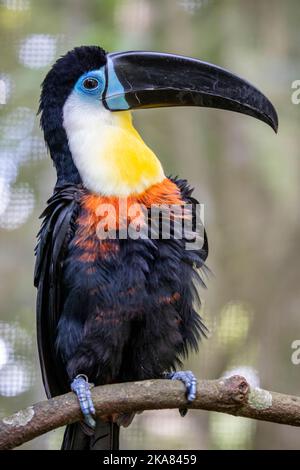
71 374 96 429
164 370 197 417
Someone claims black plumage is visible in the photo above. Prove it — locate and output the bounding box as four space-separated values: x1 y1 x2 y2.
35 179 208 449
34 43 278 450
35 179 208 391
35 46 208 450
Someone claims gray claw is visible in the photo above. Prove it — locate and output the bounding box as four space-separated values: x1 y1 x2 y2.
164 370 198 403
71 374 96 429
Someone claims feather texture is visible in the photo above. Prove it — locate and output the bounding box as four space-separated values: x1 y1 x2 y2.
35 178 208 397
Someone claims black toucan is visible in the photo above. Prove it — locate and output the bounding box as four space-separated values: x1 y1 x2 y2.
35 46 278 450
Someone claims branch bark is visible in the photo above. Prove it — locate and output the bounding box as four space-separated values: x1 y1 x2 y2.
0 375 299 450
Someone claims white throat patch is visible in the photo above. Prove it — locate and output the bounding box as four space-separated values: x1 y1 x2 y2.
63 91 165 196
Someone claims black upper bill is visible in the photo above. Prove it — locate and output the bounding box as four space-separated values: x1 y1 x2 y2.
103 51 278 133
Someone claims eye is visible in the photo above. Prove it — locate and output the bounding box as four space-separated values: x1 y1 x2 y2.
82 77 99 90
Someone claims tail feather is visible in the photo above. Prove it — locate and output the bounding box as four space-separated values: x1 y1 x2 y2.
62 419 119 450
90 420 119 450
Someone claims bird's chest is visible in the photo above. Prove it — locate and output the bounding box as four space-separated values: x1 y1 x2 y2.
63 179 187 320
71 178 185 264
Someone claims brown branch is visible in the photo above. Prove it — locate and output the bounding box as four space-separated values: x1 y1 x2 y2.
0 375 300 450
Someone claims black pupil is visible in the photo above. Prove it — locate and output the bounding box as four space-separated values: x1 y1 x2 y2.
83 78 98 90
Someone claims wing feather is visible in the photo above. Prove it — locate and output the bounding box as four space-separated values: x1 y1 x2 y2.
35 185 82 397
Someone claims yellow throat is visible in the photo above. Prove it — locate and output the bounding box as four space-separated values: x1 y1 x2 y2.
63 91 165 196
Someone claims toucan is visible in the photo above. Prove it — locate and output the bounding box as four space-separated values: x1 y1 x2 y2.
35 46 278 450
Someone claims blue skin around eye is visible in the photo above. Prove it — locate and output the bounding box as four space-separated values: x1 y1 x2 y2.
74 62 129 110
74 69 106 99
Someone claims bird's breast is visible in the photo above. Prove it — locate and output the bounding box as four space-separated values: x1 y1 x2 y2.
73 178 185 261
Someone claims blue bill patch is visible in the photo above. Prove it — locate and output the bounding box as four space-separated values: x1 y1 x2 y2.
104 56 130 111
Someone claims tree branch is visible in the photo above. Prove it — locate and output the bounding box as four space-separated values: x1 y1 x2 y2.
0 375 299 450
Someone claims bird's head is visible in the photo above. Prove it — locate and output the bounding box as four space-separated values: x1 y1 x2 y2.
40 46 278 194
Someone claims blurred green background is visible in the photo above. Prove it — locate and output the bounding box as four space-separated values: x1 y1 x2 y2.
0 0 299 450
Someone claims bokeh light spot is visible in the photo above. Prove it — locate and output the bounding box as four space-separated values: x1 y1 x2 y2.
0 360 34 396
0 339 8 370
18 34 57 69
0 74 12 107
2 0 30 10
0 80 6 105
17 135 47 163
0 155 18 184
0 183 35 230
0 322 34 396
1 107 35 141
0 178 10 217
